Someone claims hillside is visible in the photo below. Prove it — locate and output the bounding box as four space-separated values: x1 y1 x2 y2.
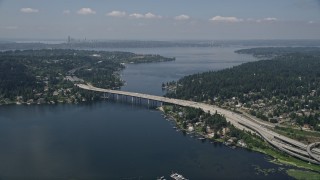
166 47 320 133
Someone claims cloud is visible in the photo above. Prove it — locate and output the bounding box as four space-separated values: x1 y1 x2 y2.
129 12 162 19
263 17 278 21
256 17 278 23
63 10 71 15
209 16 278 23
20 8 39 13
129 13 144 19
107 11 126 17
77 8 96 15
174 14 190 21
145 12 162 19
210 16 243 23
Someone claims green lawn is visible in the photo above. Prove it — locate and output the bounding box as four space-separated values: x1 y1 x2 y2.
275 126 320 137
252 144 320 172
287 169 320 180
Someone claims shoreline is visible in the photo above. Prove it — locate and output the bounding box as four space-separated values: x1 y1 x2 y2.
158 105 320 177
3 94 320 171
2 93 320 178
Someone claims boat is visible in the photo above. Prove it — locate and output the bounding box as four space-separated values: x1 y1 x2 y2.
170 172 188 180
157 176 166 180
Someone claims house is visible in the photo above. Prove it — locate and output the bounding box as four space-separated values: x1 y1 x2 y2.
53 91 59 96
187 124 194 132
37 98 46 104
27 99 34 105
195 122 203 126
222 127 230 135
16 96 23 101
35 93 43 97
206 126 213 133
208 133 215 138
237 139 247 148
225 138 236 146
302 124 311 130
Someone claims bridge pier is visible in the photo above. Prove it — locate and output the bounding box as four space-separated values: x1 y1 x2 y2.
102 93 107 100
101 92 163 108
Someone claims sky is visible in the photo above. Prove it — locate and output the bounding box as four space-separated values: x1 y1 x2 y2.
0 0 319 40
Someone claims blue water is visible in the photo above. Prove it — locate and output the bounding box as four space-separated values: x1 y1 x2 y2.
0 47 292 179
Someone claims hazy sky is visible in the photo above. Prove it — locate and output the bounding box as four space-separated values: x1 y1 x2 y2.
0 0 319 40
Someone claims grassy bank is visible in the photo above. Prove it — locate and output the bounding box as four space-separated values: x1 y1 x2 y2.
252 145 320 172
286 169 320 180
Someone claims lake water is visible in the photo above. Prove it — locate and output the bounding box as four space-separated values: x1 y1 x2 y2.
0 47 292 179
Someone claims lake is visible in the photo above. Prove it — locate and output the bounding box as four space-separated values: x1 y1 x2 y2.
0 46 292 179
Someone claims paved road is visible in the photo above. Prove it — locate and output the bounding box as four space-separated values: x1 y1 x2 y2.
307 142 320 162
77 83 320 164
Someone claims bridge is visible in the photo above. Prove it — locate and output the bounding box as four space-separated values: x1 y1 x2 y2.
77 83 320 165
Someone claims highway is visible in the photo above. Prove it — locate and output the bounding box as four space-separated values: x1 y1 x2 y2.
76 83 320 164
307 142 320 162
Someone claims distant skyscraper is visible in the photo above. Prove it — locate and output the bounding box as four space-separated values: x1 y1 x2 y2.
67 36 71 43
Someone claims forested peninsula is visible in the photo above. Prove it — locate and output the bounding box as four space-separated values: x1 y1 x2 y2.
0 49 174 105
166 47 320 134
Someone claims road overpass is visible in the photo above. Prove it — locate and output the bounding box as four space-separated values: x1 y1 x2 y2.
76 83 320 165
